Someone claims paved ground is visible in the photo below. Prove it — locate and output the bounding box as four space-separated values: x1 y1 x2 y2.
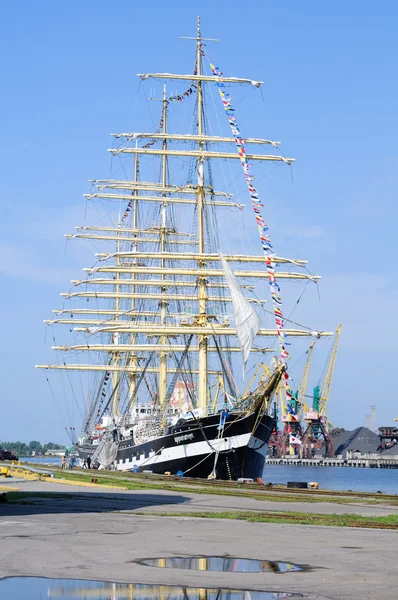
2 479 398 517
0 480 397 599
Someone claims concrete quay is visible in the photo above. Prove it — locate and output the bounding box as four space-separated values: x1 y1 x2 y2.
266 456 398 468
1 479 398 600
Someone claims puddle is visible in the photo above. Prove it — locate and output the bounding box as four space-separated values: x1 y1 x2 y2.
0 579 304 599
138 556 303 573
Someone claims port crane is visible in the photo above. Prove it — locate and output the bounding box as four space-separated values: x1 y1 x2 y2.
274 342 315 457
302 324 342 458
297 342 315 413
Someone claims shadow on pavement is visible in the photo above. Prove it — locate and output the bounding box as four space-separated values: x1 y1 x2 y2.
0 489 189 516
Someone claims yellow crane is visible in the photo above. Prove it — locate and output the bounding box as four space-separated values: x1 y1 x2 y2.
297 342 315 416
280 342 315 425
317 324 342 417
302 324 342 458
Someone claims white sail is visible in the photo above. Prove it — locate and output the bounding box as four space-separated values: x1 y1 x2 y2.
219 252 261 366
98 441 119 469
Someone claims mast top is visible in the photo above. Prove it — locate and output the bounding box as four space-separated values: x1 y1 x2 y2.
138 20 261 87
180 16 219 43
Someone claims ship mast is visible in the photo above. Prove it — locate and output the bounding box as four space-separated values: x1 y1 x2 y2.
159 84 168 408
112 227 121 418
128 154 139 409
195 16 208 412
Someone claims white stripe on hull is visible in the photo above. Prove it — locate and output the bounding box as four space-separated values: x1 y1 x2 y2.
115 432 268 471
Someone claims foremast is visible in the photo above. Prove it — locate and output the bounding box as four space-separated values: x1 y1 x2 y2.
112 226 121 418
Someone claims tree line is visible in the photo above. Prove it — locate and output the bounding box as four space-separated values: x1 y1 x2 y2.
0 440 66 456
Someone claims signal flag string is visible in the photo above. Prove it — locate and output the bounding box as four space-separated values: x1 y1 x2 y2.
209 61 293 403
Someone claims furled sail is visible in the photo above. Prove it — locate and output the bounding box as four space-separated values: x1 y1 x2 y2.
219 252 260 366
98 441 119 469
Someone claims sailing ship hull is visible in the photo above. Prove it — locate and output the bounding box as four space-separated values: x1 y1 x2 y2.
78 410 274 481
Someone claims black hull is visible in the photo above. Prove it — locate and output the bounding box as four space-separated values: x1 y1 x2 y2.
78 410 274 481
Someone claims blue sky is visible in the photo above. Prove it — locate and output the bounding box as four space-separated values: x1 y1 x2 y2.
0 1 397 444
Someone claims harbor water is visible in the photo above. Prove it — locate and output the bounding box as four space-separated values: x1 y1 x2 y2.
22 457 62 466
21 457 398 494
262 464 398 494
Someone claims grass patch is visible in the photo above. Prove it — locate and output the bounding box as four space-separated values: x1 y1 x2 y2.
19 462 398 502
49 471 397 506
53 471 148 490
141 510 398 529
6 483 398 529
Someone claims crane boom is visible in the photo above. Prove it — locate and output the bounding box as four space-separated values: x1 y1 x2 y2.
297 342 315 409
319 324 342 415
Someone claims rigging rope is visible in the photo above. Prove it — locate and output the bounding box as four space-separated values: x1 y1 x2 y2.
120 352 155 423
162 335 194 418
44 373 73 440
211 334 236 396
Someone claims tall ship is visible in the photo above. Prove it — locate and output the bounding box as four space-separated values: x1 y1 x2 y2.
37 19 332 480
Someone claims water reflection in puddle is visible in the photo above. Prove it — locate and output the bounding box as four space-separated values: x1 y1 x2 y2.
139 557 303 573
0 579 304 599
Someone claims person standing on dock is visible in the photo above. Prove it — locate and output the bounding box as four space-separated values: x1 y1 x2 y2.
87 456 91 469
61 455 66 470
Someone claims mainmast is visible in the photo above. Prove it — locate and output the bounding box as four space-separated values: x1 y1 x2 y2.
127 154 139 410
195 16 208 413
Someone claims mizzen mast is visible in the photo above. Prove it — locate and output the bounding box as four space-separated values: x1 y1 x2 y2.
159 84 168 409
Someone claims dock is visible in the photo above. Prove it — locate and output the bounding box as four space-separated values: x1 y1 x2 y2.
266 455 398 468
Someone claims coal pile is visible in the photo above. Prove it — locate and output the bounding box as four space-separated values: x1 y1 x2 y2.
334 427 398 457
